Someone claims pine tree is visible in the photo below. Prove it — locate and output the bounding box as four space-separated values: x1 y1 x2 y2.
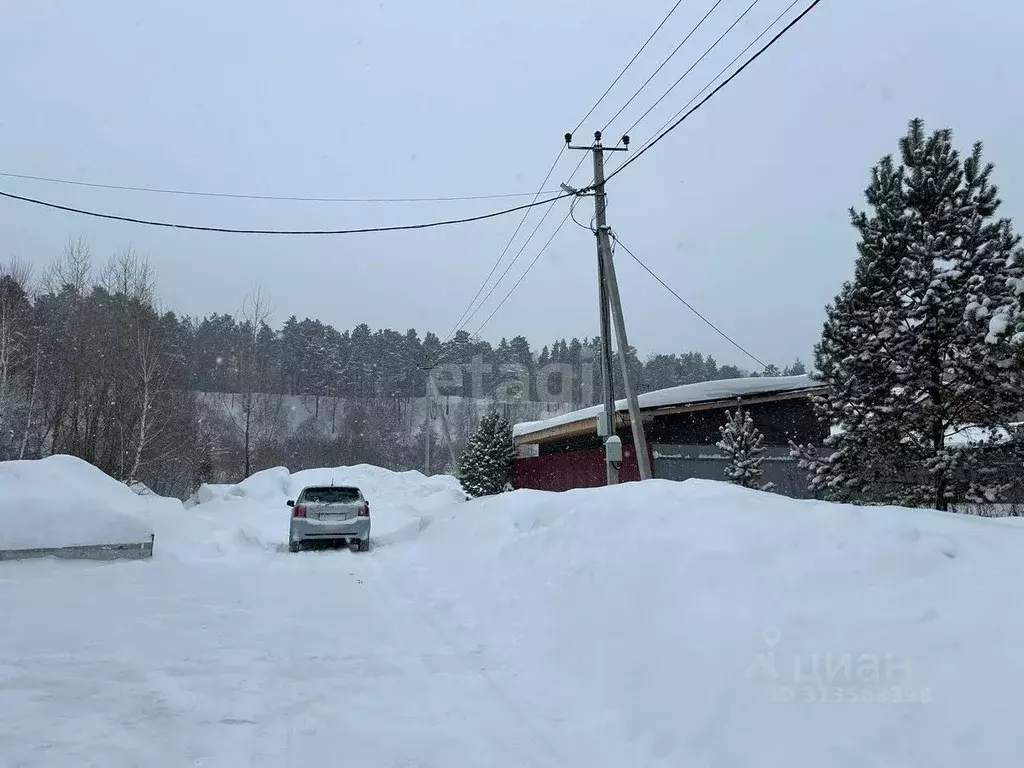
717 408 773 491
808 119 1024 510
783 358 807 376
457 411 516 498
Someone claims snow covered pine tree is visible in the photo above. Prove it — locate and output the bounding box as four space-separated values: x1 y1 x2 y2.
457 411 517 498
805 119 1024 510
717 408 774 491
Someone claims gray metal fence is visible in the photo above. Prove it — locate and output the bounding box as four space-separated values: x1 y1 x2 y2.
652 444 815 499
0 535 155 562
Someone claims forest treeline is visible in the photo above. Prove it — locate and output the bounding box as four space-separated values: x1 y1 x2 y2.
0 239 798 497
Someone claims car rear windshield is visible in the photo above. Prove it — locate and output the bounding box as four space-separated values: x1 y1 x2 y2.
300 487 361 504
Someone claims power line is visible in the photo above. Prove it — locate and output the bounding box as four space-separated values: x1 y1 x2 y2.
441 147 568 342
446 0 692 345
610 232 768 369
0 186 584 236
429 204 575 365
474 207 574 336
572 0 687 135
605 0 825 185
0 170 558 204
457 154 589 336
569 194 593 233
623 0 762 138
601 0 726 134
634 0 804 151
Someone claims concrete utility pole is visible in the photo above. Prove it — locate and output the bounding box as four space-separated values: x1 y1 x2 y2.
419 362 433 475
566 130 653 482
598 258 618 485
428 372 460 471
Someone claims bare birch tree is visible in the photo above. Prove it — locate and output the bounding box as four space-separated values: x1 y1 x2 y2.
237 286 272 478
126 321 170 482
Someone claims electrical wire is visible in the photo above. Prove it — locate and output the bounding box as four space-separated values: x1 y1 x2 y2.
604 0 825 185
424 0 820 362
571 0 687 135
610 232 768 369
0 186 585 236
622 0 762 138
429 203 576 366
601 0 726 134
441 147 568 342
445 0 697 346
633 0 803 152
0 170 560 203
0 1 821 238
606 0 823 185
455 154 588 335
474 207 574 336
569 194 594 233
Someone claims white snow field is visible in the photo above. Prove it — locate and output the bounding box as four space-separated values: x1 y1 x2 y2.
3 462 1024 766
0 455 159 550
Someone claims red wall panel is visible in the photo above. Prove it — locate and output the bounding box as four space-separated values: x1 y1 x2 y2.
514 444 648 491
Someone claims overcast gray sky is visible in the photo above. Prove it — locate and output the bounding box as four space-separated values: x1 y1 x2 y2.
2 0 1022 370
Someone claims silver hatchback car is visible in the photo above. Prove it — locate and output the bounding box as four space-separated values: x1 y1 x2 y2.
287 485 371 552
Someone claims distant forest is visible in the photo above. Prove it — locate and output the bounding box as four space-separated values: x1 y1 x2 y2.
0 241 805 496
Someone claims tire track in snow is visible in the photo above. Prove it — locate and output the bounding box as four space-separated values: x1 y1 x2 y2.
374 558 568 768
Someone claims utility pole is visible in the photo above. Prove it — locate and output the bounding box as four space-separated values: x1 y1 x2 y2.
566 130 653 481
598 256 618 485
419 361 433 475
428 371 460 471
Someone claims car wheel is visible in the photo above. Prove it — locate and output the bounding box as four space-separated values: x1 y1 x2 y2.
358 538 370 552
288 540 301 553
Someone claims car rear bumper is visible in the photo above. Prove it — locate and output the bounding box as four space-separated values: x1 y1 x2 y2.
290 516 370 542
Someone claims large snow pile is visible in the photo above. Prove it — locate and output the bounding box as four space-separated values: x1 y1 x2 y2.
390 479 1024 765
0 455 158 550
160 464 465 560
4 471 1024 765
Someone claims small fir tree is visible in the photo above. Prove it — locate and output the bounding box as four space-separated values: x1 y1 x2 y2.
783 359 807 376
717 408 773 491
458 411 516 498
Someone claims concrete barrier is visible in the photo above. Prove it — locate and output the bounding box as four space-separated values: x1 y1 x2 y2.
0 534 154 562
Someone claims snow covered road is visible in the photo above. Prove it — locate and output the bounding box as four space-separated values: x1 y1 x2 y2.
5 462 1024 766
1 552 624 766
0 465 647 767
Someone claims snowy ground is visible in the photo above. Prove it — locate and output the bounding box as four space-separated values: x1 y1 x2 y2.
3 464 1024 766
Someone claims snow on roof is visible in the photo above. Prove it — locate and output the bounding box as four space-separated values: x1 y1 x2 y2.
513 375 822 439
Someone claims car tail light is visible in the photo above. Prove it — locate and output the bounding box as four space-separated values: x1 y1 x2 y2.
293 505 307 518
358 503 370 517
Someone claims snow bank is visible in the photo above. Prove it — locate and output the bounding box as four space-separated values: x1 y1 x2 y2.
6 467 1024 764
232 466 291 500
166 464 464 560
0 456 156 550
288 463 462 506
188 482 236 506
514 374 821 437
388 479 1024 766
